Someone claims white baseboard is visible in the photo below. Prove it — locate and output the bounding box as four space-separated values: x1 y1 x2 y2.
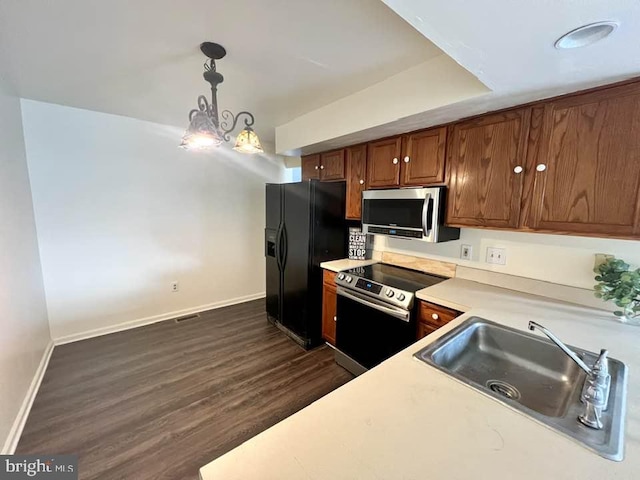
2 340 54 454
53 292 266 346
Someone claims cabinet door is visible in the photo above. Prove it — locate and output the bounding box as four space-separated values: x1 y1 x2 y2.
401 127 447 186
418 301 461 329
417 322 437 340
345 145 367 220
301 154 320 181
446 109 531 228
320 150 346 181
322 284 337 345
524 83 640 238
367 136 402 188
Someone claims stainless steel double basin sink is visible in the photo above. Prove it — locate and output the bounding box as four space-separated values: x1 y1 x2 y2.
414 316 628 460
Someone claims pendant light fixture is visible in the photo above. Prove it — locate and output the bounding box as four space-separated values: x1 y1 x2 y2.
181 42 263 154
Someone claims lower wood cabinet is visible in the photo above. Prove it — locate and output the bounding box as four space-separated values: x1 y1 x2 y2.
417 300 461 340
322 270 337 345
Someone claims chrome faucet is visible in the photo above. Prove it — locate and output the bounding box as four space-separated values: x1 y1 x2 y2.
528 321 610 430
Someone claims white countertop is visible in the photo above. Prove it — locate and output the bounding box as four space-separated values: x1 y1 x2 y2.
320 258 378 272
200 278 640 480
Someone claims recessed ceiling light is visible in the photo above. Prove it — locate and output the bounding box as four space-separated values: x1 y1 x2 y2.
555 21 618 49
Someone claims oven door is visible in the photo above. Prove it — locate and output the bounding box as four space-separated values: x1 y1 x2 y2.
335 287 415 371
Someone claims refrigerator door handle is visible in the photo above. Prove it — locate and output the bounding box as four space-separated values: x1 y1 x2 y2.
281 223 288 270
275 223 283 271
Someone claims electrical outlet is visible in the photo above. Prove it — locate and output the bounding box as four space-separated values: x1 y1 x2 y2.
486 247 507 265
171 281 179 292
460 244 473 260
594 253 614 270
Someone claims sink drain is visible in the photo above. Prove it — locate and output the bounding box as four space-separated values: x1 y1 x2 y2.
486 380 521 400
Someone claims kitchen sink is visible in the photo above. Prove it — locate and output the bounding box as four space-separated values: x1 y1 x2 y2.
414 317 628 461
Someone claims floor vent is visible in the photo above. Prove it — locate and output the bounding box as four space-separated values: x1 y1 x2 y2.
174 314 201 323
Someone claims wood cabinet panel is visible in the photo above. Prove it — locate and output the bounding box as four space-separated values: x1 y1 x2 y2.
418 301 461 329
322 284 337 345
401 127 447 186
301 154 320 181
446 109 531 229
323 269 337 288
319 150 345 181
417 322 438 340
367 136 402 188
345 145 367 220
524 82 640 237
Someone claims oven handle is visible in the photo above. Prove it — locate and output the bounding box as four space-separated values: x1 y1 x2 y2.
337 286 411 322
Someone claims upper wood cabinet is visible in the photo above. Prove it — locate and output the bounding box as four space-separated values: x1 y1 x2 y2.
320 150 346 181
367 136 402 188
302 151 345 182
523 82 640 238
301 154 320 181
345 145 367 220
367 128 447 188
402 127 447 186
446 109 531 229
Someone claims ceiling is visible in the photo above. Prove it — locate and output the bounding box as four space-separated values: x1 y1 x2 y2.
384 0 640 96
0 0 442 143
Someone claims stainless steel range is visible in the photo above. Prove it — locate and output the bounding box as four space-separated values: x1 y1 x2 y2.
334 263 446 376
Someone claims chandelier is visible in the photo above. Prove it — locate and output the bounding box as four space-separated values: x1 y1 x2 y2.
181 42 263 154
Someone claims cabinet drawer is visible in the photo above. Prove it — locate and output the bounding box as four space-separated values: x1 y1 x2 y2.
418 300 461 328
323 269 337 287
417 321 438 340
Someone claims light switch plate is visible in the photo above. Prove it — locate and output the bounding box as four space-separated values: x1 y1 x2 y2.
486 247 507 265
460 244 473 260
594 253 614 270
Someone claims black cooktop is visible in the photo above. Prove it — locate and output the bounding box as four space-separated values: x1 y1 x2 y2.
342 263 445 292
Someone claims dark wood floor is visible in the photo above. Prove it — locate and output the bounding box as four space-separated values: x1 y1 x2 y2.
17 300 353 480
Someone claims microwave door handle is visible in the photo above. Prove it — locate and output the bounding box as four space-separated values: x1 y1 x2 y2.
336 287 410 322
422 193 433 236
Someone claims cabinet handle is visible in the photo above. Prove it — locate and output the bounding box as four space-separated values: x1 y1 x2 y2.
404 156 410 163
392 158 399 164
536 164 547 172
513 166 523 174
431 313 440 321
314 165 319 170
320 165 324 170
333 316 337 322
359 179 365 185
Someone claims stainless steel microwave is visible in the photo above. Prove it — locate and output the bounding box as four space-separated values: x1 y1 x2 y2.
362 187 460 243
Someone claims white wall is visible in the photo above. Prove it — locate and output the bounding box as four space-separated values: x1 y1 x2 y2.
0 81 50 452
374 228 640 290
21 100 287 341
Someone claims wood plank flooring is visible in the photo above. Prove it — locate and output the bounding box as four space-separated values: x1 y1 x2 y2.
17 300 353 479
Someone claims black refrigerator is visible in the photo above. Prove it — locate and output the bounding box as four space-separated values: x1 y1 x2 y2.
265 180 347 348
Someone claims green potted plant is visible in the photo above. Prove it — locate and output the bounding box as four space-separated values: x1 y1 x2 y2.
594 257 640 326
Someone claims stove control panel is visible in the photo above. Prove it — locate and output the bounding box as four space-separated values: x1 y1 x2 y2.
335 273 414 310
